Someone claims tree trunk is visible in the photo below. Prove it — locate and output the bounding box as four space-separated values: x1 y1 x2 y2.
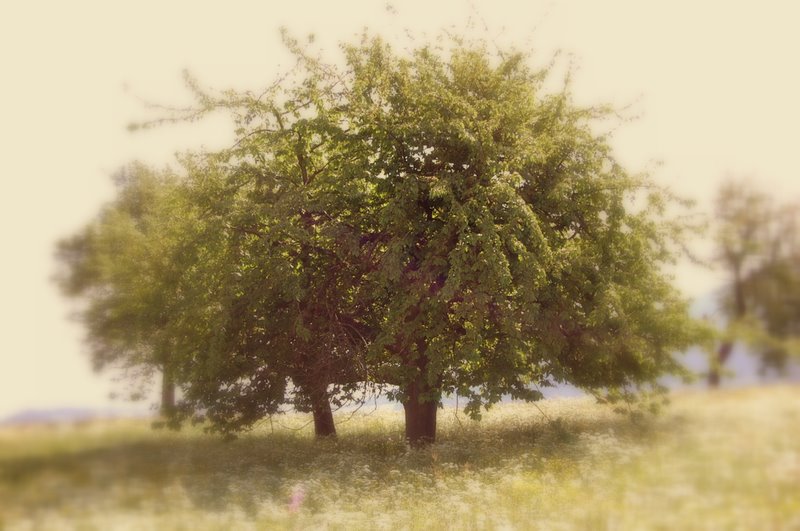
160 365 175 416
311 390 337 438
291 369 337 438
708 342 734 387
710 266 744 387
403 380 438 447
710 262 747 387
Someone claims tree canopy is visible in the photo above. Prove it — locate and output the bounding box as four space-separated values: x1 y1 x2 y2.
58 34 705 445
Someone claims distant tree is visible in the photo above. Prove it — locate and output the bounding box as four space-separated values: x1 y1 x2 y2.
711 179 800 384
55 164 199 415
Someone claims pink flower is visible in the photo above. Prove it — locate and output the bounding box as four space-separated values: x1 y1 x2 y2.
288 484 306 513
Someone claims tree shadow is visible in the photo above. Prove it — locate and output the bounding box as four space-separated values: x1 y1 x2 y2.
0 408 677 518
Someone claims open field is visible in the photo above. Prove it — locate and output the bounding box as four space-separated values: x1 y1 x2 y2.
1 386 798 530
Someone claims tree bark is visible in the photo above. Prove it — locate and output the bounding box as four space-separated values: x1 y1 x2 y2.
403 379 438 447
291 367 337 438
708 342 734 387
311 390 337 438
160 365 176 416
710 265 746 387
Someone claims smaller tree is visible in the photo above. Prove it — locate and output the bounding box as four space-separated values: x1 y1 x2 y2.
711 179 800 384
157 54 382 437
55 163 202 414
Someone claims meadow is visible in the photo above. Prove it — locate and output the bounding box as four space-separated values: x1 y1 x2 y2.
1 386 798 530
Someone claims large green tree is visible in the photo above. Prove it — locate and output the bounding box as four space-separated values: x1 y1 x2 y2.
335 39 701 444
181 35 702 444
60 33 704 446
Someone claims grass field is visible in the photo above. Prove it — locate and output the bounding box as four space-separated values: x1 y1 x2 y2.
1 386 798 530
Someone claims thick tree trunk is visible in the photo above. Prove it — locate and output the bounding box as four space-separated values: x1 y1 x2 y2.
403 380 438 447
311 390 337 438
160 366 175 416
291 368 337 438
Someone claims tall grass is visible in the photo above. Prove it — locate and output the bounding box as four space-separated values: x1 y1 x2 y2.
1 386 798 530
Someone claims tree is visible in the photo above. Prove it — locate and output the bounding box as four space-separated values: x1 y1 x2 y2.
711 179 800 384
55 163 203 415
61 33 704 446
334 38 701 444
170 147 377 438
156 48 385 437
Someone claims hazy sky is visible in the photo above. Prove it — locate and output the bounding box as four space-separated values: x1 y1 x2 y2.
2 0 799 417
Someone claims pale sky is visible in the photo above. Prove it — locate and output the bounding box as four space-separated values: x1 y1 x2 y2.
1 0 799 418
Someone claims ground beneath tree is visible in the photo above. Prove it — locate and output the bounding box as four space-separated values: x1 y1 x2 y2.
1 385 798 529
